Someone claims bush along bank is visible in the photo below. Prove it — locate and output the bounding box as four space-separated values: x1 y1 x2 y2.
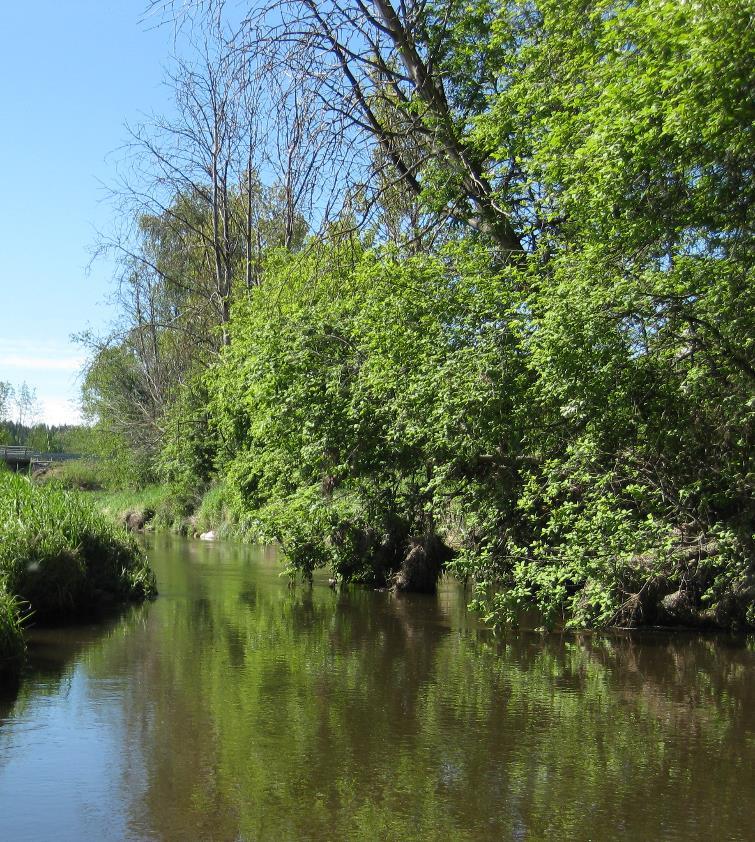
0 472 157 678
79 0 754 631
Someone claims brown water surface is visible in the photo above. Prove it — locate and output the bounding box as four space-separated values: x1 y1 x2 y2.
0 536 753 841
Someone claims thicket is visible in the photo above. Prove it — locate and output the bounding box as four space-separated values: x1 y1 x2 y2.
84 0 754 629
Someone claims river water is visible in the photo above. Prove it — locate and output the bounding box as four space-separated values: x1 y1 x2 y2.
0 537 753 841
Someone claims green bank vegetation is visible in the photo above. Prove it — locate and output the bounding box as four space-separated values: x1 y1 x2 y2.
39 460 201 536
0 590 24 680
93 484 194 534
40 458 107 492
81 0 753 630
0 469 157 678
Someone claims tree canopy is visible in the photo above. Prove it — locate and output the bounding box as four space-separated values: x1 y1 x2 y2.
87 0 755 628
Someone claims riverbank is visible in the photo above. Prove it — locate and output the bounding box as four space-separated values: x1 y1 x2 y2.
38 464 196 534
47 459 754 634
91 482 242 541
0 471 157 679
0 590 24 679
81 478 755 634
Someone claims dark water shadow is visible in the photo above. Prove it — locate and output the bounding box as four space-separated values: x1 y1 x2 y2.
0 676 20 719
1 604 151 721
22 602 151 681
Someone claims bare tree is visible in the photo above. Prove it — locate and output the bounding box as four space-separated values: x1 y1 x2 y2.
98 15 270 351
150 1 526 256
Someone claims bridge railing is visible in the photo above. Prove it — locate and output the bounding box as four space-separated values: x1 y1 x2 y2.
0 447 82 465
0 446 35 459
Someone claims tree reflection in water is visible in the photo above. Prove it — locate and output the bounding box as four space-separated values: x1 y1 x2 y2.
1 537 753 841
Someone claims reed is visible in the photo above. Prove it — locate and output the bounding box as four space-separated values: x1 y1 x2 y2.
0 589 24 679
0 472 157 653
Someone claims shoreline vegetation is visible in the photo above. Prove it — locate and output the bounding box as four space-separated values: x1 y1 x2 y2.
0 469 157 679
46 458 755 634
6 1 752 634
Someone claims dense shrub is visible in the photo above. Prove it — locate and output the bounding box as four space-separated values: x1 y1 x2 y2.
94 0 754 629
192 228 753 628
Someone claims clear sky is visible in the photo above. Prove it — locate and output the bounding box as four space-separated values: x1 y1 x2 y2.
0 1 181 424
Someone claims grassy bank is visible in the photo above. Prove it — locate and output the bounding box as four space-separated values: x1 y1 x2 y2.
92 485 177 531
90 479 242 540
0 471 157 679
40 461 191 534
39 458 106 491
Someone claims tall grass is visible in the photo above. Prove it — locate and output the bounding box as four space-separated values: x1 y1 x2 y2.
0 472 157 630
39 459 107 491
92 485 172 525
92 480 246 538
194 482 235 536
0 589 24 679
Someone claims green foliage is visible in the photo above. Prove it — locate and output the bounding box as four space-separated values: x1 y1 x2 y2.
211 243 503 584
92 484 173 530
0 421 94 454
193 482 235 536
85 0 754 628
40 459 108 491
152 490 196 534
0 472 157 621
206 211 752 624
0 589 25 679
80 346 161 488
158 372 218 497
464 0 754 627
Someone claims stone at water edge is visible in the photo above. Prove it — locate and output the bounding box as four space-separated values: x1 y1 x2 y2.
199 530 217 541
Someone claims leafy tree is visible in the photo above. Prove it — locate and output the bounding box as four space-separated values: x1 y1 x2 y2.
95 0 754 627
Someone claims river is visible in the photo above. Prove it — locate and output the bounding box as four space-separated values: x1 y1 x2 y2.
0 536 753 840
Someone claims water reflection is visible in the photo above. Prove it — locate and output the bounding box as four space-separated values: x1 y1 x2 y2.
0 536 753 841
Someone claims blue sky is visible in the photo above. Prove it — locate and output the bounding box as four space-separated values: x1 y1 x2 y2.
0 1 180 424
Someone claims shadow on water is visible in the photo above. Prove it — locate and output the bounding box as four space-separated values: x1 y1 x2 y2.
22 604 150 678
0 535 753 842
0 677 19 720
0 603 150 727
